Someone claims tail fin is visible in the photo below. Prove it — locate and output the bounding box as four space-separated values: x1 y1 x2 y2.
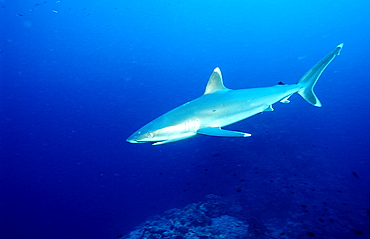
297 43 343 107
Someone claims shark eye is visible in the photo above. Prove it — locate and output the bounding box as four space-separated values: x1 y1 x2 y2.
147 132 154 138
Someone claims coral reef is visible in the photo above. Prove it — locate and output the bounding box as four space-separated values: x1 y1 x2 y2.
123 191 368 239
124 195 248 239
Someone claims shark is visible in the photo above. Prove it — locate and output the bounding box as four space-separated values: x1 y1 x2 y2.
127 43 343 145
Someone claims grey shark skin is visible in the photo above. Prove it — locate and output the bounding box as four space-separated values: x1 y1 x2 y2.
127 44 343 145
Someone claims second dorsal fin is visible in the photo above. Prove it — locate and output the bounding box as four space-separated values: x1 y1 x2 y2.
204 67 229 94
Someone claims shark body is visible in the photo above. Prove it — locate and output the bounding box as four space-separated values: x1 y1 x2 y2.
127 44 343 145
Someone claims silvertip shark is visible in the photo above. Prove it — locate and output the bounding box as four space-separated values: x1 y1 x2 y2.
127 43 343 145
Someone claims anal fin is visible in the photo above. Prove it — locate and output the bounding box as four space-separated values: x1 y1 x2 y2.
280 95 291 103
264 105 274 111
197 127 251 137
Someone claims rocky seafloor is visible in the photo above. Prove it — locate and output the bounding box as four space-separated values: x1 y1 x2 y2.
122 194 367 239
123 195 248 239
121 146 369 239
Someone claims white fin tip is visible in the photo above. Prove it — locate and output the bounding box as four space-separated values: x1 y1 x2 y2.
213 67 221 74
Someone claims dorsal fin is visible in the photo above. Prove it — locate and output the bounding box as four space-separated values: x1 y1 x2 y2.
204 67 229 94
277 81 285 85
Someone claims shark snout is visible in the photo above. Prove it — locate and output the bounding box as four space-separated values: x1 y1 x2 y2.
126 133 138 143
126 135 142 143
126 138 138 143
126 132 150 144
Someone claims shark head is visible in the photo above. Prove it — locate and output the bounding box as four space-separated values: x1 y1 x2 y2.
126 129 168 144
126 122 198 145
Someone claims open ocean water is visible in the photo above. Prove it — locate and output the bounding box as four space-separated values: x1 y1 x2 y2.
1 1 369 239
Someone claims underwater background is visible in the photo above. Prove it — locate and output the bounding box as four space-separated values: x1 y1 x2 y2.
1 0 369 238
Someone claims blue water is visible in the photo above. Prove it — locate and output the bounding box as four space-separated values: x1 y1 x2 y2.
1 1 369 238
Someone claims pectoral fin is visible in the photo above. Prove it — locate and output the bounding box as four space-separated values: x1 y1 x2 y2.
197 127 251 137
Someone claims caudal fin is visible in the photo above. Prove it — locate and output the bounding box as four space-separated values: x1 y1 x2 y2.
297 43 343 107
